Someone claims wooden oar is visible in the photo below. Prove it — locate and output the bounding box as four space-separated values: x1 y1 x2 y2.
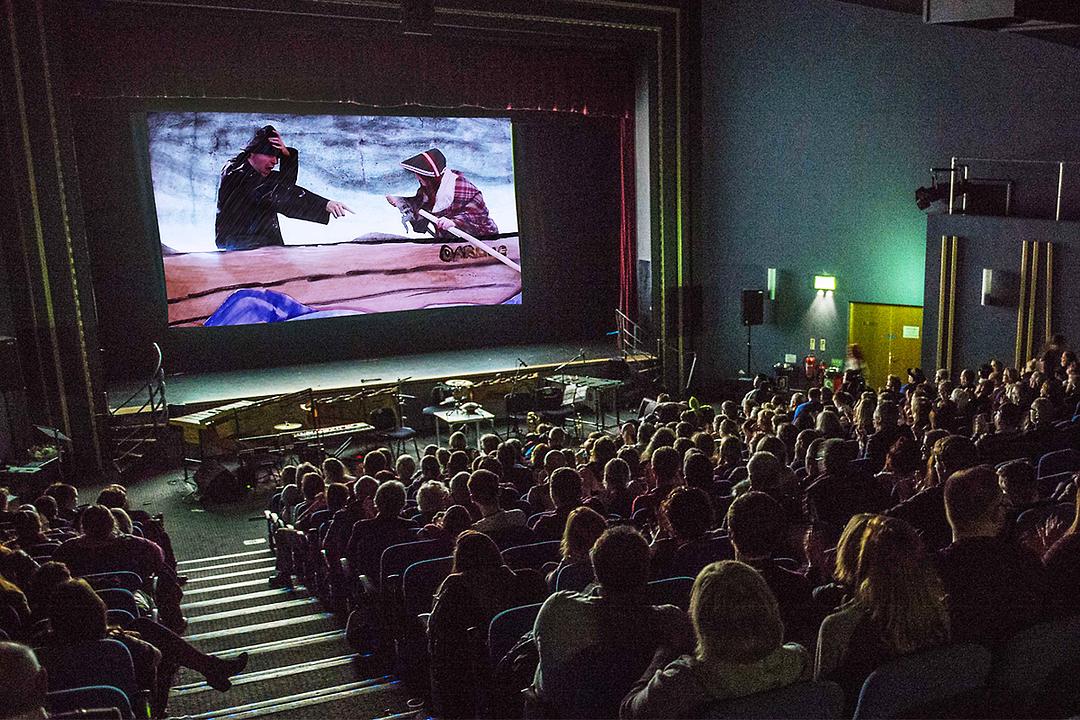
417 208 522 273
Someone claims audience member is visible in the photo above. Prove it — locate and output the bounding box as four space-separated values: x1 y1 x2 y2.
533 468 584 541
621 560 810 718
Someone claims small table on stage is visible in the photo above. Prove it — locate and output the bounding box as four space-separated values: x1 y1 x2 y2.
433 407 496 449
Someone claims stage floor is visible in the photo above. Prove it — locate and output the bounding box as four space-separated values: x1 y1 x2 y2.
108 339 627 411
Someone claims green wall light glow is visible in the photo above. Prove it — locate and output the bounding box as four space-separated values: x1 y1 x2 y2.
814 275 837 291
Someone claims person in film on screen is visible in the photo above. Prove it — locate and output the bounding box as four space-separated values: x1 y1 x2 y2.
215 125 353 250
385 147 498 239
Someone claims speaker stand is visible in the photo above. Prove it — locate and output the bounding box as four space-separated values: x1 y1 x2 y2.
742 323 753 377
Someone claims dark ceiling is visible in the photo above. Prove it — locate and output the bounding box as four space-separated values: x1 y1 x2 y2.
837 0 1080 49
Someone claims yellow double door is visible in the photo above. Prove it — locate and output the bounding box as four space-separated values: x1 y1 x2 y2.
847 302 924 391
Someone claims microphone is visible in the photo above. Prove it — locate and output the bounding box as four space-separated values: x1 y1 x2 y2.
517 358 528 367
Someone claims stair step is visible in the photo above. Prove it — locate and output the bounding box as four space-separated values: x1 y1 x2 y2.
167 674 398 720
185 565 278 585
183 577 280 599
173 629 353 687
187 613 341 655
182 588 300 614
186 598 321 626
172 653 360 697
179 549 274 567
185 556 278 577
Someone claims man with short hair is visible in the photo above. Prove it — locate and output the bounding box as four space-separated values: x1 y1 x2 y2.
976 402 1026 464
631 446 682 519
726 492 815 647
533 467 584 541
469 469 527 535
863 401 913 472
0 641 48 720
937 466 1045 646
345 481 418 583
531 526 693 718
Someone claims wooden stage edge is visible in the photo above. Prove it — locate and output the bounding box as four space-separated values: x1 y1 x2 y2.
107 340 656 415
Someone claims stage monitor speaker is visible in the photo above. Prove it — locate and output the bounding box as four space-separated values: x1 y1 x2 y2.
741 290 764 326
194 462 244 504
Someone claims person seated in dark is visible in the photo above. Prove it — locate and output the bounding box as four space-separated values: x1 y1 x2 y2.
411 481 449 527
469 469 528 537
9 510 50 551
345 481 418 583
1043 479 1080 617
322 477 373 563
863 401 913 473
887 435 978 551
621 560 811 718
31 495 69 531
815 515 951 711
804 440 891 543
727 491 816 649
216 125 351 250
681 450 714 494
997 459 1048 538
44 578 247 718
96 484 178 571
497 442 534 494
976 402 1027 464
428 531 544 718
269 471 327 589
546 506 607 592
530 526 694 719
0 641 48 720
632 445 682 522
0 545 38 599
52 504 185 631
876 436 922 503
936 466 1045 647
651 486 725 580
533 468 584 541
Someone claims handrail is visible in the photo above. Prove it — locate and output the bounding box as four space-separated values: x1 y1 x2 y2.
110 343 168 471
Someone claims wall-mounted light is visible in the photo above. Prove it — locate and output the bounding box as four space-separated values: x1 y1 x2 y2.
814 275 836 298
981 268 993 306
767 268 777 301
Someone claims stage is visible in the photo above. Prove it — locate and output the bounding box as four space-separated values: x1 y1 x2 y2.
108 339 651 413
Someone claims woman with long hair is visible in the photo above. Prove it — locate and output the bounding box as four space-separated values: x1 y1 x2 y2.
547 506 608 591
621 560 810 718
815 515 950 708
428 531 543 718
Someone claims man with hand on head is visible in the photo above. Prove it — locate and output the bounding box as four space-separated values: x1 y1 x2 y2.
216 124 352 250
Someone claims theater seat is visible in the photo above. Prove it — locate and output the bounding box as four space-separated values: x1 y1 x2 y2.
46 685 132 720
707 680 844 719
990 614 1080 718
488 602 543 665
502 540 560 571
36 638 146 716
852 643 991 719
646 576 694 611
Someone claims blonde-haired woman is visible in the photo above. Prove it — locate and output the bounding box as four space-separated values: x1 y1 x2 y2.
815 515 950 710
620 561 810 718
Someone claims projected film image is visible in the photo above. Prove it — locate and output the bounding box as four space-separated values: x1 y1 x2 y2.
147 112 521 327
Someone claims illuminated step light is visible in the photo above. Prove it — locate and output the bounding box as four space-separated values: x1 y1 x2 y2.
814 275 836 292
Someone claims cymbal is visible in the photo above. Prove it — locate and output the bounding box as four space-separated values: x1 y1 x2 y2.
274 422 303 432
445 379 474 388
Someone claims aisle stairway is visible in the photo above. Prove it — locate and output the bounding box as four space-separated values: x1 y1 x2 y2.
166 544 413 719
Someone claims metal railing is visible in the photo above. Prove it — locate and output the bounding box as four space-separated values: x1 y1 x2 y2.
108 343 168 471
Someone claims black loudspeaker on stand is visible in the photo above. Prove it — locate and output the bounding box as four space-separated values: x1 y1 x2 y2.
740 290 764 375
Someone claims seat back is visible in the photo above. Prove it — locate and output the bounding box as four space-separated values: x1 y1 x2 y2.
853 643 991 719
671 536 734 578
1038 448 1080 479
36 639 140 706
47 685 133 720
380 539 451 588
646 576 694 611
503 540 561 570
990 614 1080 717
96 588 139 617
708 680 844 718
488 602 543 664
401 556 453 618
82 572 143 593
487 524 536 550
555 562 595 593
